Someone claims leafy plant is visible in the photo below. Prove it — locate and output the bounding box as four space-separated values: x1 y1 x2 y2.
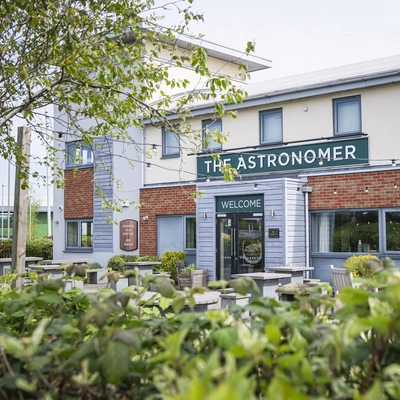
343 254 380 280
182 263 197 276
161 251 187 283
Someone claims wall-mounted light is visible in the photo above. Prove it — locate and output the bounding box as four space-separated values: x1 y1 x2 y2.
205 176 210 183
318 157 323 166
392 159 396 167
297 187 300 193
152 144 157 153
253 183 258 190
146 163 151 170
238 153 244 162
394 183 398 189
303 106 308 112
365 186 369 193
143 216 149 221
333 188 337 195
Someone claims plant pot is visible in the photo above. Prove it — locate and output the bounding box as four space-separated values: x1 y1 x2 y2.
177 269 207 290
110 277 129 292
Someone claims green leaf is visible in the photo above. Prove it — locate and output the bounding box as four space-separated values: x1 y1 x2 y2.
97 341 131 385
265 324 281 345
0 335 25 358
156 278 176 298
211 327 238 350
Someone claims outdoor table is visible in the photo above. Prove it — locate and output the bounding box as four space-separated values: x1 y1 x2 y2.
123 261 162 286
29 264 65 279
264 267 314 284
0 257 43 275
231 272 292 301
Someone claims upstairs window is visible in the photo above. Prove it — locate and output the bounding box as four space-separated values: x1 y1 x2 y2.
333 95 361 136
202 119 222 151
66 142 93 168
260 108 283 145
162 127 180 157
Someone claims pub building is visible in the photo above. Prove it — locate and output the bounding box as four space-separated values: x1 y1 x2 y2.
140 55 400 283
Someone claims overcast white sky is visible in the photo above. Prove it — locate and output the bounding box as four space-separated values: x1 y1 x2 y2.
174 0 400 81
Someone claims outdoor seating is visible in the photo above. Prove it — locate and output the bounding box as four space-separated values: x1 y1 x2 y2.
330 265 353 295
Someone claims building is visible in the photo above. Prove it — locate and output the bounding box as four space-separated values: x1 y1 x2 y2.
141 55 400 283
52 32 270 266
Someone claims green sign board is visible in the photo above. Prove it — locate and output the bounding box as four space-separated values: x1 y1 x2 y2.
216 194 264 212
197 137 369 178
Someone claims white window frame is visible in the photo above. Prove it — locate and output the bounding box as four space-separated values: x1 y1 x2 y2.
202 118 222 151
333 95 361 136
260 108 283 145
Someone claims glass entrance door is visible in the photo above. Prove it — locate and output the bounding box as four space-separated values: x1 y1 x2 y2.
216 213 264 280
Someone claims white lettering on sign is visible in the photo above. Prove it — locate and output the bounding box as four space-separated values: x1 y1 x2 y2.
220 199 262 210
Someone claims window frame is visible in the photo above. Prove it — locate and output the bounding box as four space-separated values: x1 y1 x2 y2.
384 209 400 253
66 219 93 251
162 127 180 158
333 95 361 136
310 209 379 254
184 216 196 250
202 118 222 151
259 108 283 145
66 141 93 168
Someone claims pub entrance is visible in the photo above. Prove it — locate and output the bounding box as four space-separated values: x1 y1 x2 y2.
216 212 264 280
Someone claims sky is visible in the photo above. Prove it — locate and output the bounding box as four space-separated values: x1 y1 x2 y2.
1 0 400 198
172 0 400 81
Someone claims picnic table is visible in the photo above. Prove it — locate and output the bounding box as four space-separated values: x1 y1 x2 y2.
39 259 92 266
0 257 43 275
123 261 162 286
264 266 314 283
28 264 65 279
231 272 292 301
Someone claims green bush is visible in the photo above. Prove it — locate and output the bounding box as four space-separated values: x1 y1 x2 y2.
106 254 162 272
1 258 400 398
161 250 186 283
0 238 53 259
343 253 380 280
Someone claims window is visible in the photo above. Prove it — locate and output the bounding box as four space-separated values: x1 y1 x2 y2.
66 142 93 168
333 96 361 136
311 210 379 253
260 108 283 145
202 119 222 151
385 211 400 251
66 220 93 250
162 127 180 157
185 217 196 249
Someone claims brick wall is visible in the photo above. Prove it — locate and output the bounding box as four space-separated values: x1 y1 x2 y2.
64 168 94 218
139 185 196 255
308 169 400 210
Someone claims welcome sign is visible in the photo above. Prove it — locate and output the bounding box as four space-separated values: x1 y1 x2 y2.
197 137 369 178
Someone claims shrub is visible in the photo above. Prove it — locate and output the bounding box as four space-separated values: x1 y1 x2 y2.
0 239 12 257
344 254 380 280
161 251 186 283
0 238 53 259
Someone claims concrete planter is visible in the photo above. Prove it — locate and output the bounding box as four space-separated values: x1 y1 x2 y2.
220 292 251 318
86 268 105 284
110 276 129 292
64 279 84 291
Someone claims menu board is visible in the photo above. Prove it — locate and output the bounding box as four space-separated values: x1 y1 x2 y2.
119 219 138 251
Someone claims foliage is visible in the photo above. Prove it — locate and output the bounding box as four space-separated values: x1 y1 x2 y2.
1 259 400 398
106 254 161 272
0 238 53 259
344 254 380 280
89 262 103 270
182 263 197 275
27 195 41 240
161 251 187 283
0 0 252 193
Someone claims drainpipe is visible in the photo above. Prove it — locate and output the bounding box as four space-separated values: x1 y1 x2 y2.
301 184 313 278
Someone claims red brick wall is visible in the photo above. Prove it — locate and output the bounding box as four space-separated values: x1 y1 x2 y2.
139 185 196 255
308 169 400 210
64 168 94 218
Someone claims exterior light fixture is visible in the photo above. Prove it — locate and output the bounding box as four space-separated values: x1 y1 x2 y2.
297 187 300 192
333 188 337 195
253 183 258 190
146 163 151 170
365 186 369 193
205 176 210 183
238 153 244 162
394 183 398 189
58 132 63 138
392 159 396 167
152 144 157 153
318 157 323 166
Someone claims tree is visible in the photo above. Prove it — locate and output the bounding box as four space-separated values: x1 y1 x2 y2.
0 0 252 191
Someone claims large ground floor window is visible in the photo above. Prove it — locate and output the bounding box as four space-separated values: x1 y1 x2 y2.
66 220 93 250
311 209 400 254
